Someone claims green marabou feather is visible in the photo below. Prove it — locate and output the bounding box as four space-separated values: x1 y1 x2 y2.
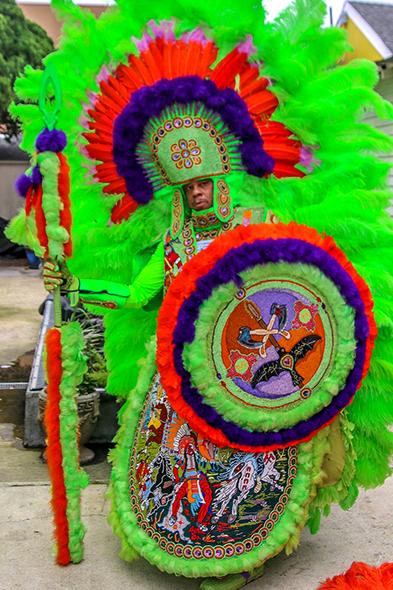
59 322 89 563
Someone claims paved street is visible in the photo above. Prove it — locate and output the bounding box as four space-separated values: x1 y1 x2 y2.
0 472 392 590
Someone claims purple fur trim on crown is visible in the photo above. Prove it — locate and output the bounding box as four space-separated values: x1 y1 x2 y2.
15 173 32 198
78 114 90 130
132 32 152 53
97 65 110 84
300 146 320 173
171 238 369 448
87 90 97 104
35 128 67 153
113 76 275 205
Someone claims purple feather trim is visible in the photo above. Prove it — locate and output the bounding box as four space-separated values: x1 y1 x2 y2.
172 238 369 448
148 19 176 41
133 20 176 52
15 166 43 198
181 28 209 45
113 76 275 205
36 128 67 153
237 35 257 57
15 173 32 198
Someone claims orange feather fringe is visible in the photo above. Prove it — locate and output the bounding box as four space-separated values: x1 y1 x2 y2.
110 195 138 223
318 562 393 589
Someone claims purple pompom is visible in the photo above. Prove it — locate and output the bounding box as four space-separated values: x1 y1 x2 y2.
15 173 33 198
31 166 43 186
35 128 67 153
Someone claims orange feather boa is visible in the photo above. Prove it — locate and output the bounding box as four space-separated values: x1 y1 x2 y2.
44 327 71 565
318 562 393 589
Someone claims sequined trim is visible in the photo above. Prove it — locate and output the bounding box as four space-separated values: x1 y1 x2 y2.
79 298 118 310
191 209 221 230
216 179 232 222
171 189 184 238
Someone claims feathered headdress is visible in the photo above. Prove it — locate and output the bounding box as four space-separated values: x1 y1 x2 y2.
82 21 305 226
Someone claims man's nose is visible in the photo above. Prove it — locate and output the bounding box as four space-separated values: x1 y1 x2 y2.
192 185 202 196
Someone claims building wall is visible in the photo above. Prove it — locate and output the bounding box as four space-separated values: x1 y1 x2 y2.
19 2 106 45
362 68 393 214
0 162 27 220
341 18 383 64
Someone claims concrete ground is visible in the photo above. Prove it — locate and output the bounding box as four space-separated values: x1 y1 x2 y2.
0 465 392 590
0 264 392 589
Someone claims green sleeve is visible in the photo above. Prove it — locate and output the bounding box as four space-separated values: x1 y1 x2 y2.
77 242 164 310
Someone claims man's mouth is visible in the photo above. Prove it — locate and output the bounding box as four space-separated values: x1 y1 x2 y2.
194 198 206 206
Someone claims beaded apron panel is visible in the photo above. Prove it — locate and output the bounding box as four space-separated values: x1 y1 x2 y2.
128 376 297 558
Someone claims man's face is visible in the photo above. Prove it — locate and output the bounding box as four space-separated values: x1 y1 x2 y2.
183 179 214 212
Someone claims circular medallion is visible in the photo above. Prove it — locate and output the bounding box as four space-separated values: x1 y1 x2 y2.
184 262 354 433
157 223 376 451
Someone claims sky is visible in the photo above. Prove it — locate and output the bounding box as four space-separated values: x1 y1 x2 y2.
17 0 393 26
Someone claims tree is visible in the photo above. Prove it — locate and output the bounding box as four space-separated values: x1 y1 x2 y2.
0 0 54 140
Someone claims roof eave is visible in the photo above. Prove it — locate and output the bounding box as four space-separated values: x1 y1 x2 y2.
337 1 393 60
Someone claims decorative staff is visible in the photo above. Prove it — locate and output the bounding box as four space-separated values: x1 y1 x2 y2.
19 64 88 565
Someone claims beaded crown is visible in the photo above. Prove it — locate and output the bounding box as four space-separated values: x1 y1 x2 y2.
136 103 244 189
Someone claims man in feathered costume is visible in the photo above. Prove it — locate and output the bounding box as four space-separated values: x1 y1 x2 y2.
7 0 393 588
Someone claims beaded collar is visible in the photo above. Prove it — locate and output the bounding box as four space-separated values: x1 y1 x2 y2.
191 207 221 231
181 208 234 260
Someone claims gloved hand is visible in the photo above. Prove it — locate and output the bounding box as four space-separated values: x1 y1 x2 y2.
43 260 77 293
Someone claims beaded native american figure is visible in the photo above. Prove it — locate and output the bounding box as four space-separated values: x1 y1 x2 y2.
7 0 393 588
